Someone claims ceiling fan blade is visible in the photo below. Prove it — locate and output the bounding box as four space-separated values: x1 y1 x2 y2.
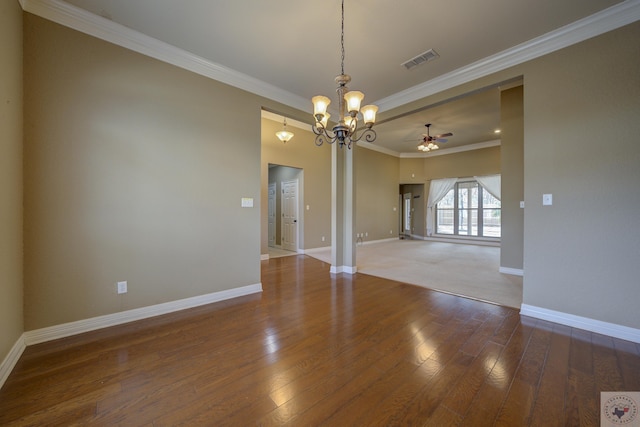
434 132 453 138
436 138 448 143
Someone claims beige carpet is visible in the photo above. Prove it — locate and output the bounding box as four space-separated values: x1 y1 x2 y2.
306 239 523 309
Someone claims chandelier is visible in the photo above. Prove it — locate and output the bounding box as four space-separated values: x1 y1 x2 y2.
275 117 294 143
311 0 378 149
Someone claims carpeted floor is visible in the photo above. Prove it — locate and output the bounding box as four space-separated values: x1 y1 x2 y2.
303 239 523 309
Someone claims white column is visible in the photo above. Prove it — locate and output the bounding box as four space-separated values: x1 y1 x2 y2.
330 143 357 274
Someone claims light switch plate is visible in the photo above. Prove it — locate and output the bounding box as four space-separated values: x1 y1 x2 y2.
543 194 553 206
520 201 525 208
117 281 127 294
241 197 253 208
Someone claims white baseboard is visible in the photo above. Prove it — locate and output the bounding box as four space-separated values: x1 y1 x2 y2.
303 246 331 255
520 304 640 343
0 335 26 390
362 237 398 245
499 267 524 276
424 236 500 247
24 283 262 346
330 265 358 274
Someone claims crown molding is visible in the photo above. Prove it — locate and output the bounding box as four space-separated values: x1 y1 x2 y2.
399 140 501 158
261 110 312 132
20 0 640 116
19 0 310 112
356 141 401 157
376 0 640 112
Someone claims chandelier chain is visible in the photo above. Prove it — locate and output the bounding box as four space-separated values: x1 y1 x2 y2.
310 0 378 148
340 0 345 76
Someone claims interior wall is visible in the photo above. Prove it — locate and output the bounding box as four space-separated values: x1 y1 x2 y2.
23 14 263 330
261 118 331 254
0 0 24 361
355 146 400 242
400 146 501 236
522 22 640 329
422 146 501 180
500 86 524 270
380 21 640 330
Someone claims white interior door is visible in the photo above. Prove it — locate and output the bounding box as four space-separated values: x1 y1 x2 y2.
403 192 412 236
281 180 298 252
268 183 276 247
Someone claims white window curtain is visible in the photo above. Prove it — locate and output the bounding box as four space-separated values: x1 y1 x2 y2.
474 174 501 200
426 178 457 236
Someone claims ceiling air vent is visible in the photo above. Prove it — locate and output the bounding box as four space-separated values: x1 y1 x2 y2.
402 49 440 70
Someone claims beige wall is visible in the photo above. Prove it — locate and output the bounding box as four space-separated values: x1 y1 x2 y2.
399 147 502 238
391 22 640 329
0 0 24 362
23 15 265 330
6 4 638 353
261 118 331 253
522 22 640 328
500 86 524 270
355 147 400 242
422 146 501 180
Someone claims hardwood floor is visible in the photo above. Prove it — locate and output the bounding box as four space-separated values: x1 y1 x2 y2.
1 255 639 426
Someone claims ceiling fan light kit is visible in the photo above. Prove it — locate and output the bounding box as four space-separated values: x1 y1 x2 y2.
311 0 378 149
418 123 452 152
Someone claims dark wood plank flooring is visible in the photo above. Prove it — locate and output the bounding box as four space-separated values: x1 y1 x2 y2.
1 255 639 426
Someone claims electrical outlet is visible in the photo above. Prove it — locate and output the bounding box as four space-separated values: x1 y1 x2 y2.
322 236 325 242
117 281 127 294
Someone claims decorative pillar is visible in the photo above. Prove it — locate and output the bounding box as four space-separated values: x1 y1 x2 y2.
331 143 357 274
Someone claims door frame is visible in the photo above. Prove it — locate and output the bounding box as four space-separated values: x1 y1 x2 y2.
281 178 299 252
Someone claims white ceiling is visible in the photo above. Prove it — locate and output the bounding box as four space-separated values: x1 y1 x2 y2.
47 0 634 154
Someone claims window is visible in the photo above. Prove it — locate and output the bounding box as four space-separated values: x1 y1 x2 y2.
435 181 501 238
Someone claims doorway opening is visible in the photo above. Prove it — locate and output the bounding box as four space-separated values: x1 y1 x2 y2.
268 164 303 257
399 184 425 239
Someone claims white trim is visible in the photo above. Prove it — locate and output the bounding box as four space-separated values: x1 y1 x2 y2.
261 110 311 132
362 237 399 245
260 254 269 260
356 141 400 158
520 304 640 344
330 265 358 274
376 1 640 111
499 267 524 276
358 139 501 159
0 336 26 390
399 140 501 158
23 284 262 346
424 236 500 247
20 0 640 116
303 246 331 255
19 0 309 112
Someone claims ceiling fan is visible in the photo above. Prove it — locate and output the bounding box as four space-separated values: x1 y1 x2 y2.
418 123 453 152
